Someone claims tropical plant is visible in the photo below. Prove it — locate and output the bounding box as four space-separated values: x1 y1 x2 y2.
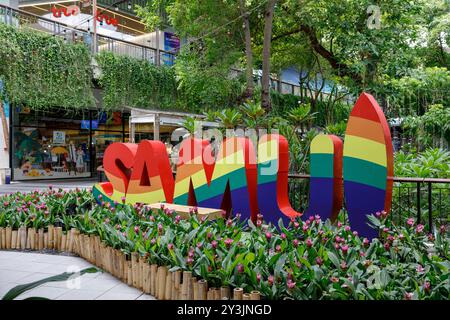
287 103 317 134
217 108 243 130
239 100 266 129
324 121 347 138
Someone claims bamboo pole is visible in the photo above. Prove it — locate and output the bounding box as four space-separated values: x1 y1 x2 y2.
150 264 157 296
207 289 214 300
213 288 221 300
233 288 243 300
181 271 192 300
121 253 127 282
48 225 54 249
165 272 172 300
131 253 139 288
34 233 38 251
30 228 35 250
198 279 207 300
127 261 133 286
158 266 167 300
38 229 44 250
29 228 35 250
44 232 48 249
5 227 11 249
16 229 21 249
61 234 66 252
143 263 151 294
26 227 32 249
19 226 26 250
55 227 62 251
192 278 198 300
174 270 181 300
68 228 75 252
250 290 261 300
0 227 4 249
220 286 230 300
139 258 145 290
243 293 250 300
11 230 17 249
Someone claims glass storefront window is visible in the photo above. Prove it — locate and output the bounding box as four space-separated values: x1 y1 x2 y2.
11 107 130 180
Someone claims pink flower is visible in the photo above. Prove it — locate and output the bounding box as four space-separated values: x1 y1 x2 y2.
256 220 262 227
150 238 156 245
363 238 369 246
281 233 286 240
345 226 351 232
439 225 446 234
384 242 390 251
121 196 126 204
309 216 314 222
352 231 358 236
224 238 233 248
293 239 299 247
268 275 274 286
235 213 241 220
314 214 321 220
423 281 431 292
276 245 281 252
337 222 342 228
134 226 139 234
416 224 424 233
221 210 227 218
306 238 313 248
375 211 381 217
196 242 203 249
256 274 261 283
330 276 339 283
207 232 213 239
340 261 347 270
294 222 300 229
186 257 193 265
226 219 233 227
265 232 272 240
316 257 323 266
341 245 349 254
302 224 309 232
211 240 218 249
407 218 415 226
158 223 163 233
335 236 341 243
399 233 404 240
404 292 413 300
383 227 389 233
160 204 165 210
167 243 174 250
416 265 424 273
237 264 244 274
287 279 296 289
334 243 340 250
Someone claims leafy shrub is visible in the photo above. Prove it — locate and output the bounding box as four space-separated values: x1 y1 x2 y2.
0 189 448 300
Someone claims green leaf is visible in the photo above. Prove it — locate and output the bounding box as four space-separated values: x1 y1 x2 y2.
2 267 99 300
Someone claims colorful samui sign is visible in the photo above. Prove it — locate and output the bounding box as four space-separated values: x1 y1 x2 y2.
93 93 393 238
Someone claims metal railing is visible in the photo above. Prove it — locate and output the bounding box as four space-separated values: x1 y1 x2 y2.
288 174 450 232
0 4 176 64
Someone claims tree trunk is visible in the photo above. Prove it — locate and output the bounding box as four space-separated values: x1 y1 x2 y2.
261 0 277 111
240 0 254 99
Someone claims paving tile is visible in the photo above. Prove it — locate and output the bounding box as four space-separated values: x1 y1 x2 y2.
56 289 104 300
16 286 70 300
0 270 30 282
77 278 122 291
136 294 156 300
106 282 145 295
95 291 142 300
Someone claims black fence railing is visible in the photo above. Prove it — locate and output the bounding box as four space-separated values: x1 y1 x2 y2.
288 174 450 232
0 4 176 64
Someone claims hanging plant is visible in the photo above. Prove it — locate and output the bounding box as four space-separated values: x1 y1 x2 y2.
96 51 177 111
0 24 95 111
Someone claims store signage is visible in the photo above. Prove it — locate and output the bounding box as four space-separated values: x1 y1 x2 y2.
51 5 119 27
93 93 393 238
51 5 80 18
53 131 66 145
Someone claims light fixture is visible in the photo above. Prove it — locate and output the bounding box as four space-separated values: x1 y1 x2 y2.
114 4 119 11
127 1 131 10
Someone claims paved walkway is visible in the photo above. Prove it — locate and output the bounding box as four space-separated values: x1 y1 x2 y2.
0 179 97 195
0 251 155 300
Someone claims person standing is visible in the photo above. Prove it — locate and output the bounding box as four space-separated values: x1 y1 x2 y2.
76 146 85 174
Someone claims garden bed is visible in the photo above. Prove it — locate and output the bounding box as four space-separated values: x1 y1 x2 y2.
0 188 449 300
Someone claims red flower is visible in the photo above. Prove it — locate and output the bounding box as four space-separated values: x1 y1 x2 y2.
237 264 244 274
341 245 349 254
265 232 272 240
306 238 313 248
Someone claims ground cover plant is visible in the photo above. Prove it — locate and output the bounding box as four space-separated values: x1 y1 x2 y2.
0 188 448 300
